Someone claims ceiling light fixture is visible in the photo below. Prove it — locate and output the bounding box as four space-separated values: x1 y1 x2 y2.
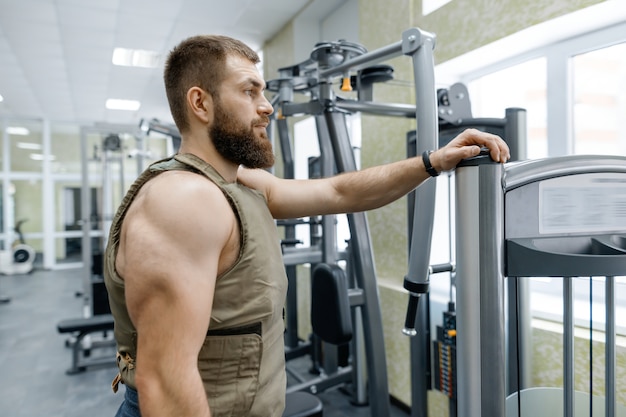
16 142 42 150
106 98 141 111
0 93 4 102
30 154 56 161
112 47 160 68
6 126 30 135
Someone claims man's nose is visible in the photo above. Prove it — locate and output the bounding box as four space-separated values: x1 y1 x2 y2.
259 94 274 116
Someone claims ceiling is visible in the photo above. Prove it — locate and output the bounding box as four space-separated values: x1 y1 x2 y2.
0 0 335 129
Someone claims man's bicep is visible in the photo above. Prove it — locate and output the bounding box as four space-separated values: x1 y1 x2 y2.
124 218 219 345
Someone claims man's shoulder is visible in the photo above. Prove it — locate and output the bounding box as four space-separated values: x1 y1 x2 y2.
132 170 231 219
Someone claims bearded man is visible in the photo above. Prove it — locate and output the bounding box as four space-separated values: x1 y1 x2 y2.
104 35 509 417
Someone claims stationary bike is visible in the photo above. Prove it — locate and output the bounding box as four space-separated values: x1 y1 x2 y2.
0 219 36 275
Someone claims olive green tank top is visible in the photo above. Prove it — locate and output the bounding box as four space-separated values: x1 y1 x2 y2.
104 153 288 417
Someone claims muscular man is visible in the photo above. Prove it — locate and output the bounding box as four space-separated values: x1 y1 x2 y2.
104 34 509 417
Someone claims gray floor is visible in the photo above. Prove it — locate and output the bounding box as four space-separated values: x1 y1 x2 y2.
0 268 409 417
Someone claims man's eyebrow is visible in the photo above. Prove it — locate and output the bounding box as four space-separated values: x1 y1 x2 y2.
244 78 266 90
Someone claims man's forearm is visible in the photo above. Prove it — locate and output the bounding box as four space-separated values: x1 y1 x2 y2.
330 154 432 213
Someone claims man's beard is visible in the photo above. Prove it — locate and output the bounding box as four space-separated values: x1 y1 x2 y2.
209 101 275 169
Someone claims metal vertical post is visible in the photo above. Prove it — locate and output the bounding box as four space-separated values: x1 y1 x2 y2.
504 109 532 396
455 160 506 417
400 27 438 417
80 127 92 317
313 115 340 375
276 117 300 350
503 108 527 162
324 110 390 417
0 120 11 303
606 276 615 417
42 118 55 269
563 277 574 417
346 240 368 406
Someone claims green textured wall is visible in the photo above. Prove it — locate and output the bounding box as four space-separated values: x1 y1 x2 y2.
413 0 605 63
359 0 414 285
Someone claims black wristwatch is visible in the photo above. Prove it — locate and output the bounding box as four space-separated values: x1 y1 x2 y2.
422 150 439 177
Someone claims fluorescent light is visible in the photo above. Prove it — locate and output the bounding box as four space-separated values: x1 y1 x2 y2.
112 47 160 68
0 93 3 102
17 142 42 150
6 126 30 135
29 154 56 161
106 98 141 111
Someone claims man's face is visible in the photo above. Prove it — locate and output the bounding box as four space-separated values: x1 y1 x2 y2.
208 55 275 169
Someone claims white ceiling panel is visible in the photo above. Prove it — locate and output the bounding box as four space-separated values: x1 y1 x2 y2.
0 0 316 127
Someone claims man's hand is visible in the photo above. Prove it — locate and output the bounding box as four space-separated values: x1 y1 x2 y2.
430 128 510 173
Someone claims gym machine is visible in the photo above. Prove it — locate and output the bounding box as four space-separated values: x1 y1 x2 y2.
405 83 527 417
80 124 143 318
267 27 440 417
0 218 36 276
405 79 626 416
454 153 626 417
78 121 179 318
56 123 178 374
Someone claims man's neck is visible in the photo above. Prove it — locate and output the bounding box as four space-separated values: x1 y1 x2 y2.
178 137 239 183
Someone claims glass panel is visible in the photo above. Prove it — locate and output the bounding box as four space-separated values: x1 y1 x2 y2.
143 133 173 166
51 122 81 174
117 133 144 184
467 58 548 160
55 236 82 264
11 179 42 255
55 181 83 233
8 119 44 172
572 277 604 402
0 125 3 172
54 180 101 264
617 277 626 409
527 277 564 390
0 183 3 235
572 42 626 156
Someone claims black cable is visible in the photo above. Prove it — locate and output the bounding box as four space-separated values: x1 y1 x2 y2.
589 276 593 417
515 279 522 416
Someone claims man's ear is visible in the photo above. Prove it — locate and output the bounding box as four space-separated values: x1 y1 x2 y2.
186 86 212 124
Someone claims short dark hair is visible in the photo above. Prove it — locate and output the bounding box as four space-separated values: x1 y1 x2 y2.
163 35 260 133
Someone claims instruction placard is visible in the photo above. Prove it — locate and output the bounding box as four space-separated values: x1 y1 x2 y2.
539 173 626 235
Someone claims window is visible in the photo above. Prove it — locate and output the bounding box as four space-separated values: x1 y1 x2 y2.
467 58 548 159
572 42 626 155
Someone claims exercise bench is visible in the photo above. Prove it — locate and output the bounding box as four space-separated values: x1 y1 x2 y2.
56 314 116 374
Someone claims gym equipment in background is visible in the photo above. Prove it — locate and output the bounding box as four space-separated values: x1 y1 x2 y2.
0 219 35 276
267 26 440 417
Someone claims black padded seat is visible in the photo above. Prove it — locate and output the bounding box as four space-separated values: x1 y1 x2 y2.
283 391 323 417
311 263 352 345
57 314 114 334
56 314 116 374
